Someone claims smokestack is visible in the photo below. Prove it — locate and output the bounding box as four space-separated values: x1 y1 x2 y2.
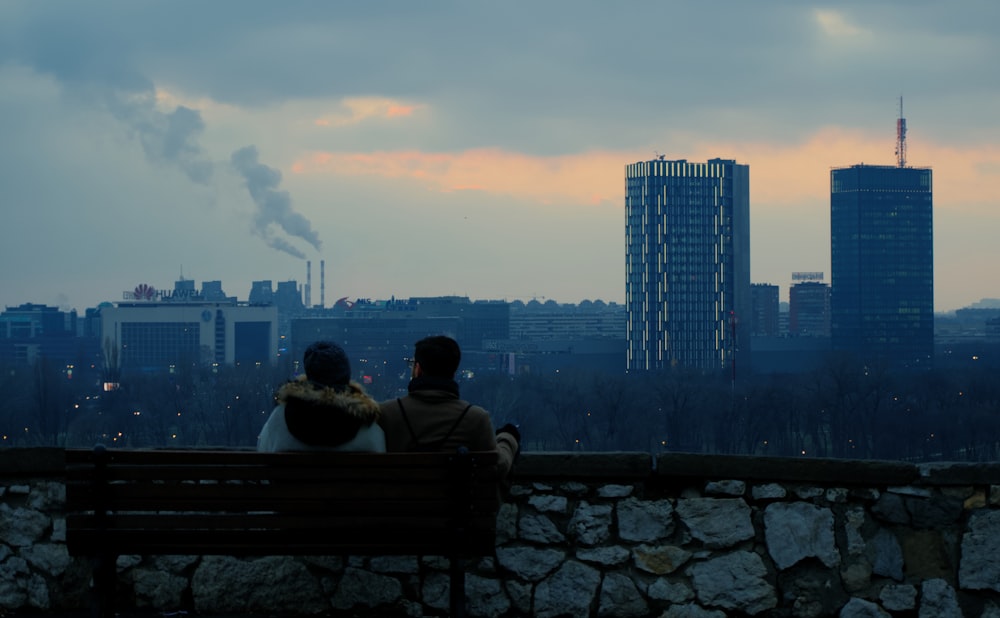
306 260 312 308
321 260 326 308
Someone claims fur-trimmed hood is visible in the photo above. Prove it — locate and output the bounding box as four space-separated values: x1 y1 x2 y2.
275 375 381 447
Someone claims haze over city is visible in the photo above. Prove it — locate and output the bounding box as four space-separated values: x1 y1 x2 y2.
2 2 999 313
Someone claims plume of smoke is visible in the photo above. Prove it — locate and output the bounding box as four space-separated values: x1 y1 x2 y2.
5 21 313 253
2 9 214 184
230 145 322 259
105 87 214 184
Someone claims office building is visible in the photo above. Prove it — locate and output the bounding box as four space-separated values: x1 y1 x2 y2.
492 300 626 375
830 164 933 367
0 303 99 369
750 284 780 337
625 158 751 372
0 303 75 340
407 296 509 345
291 296 510 390
509 300 624 341
789 275 831 337
249 280 304 312
101 302 278 373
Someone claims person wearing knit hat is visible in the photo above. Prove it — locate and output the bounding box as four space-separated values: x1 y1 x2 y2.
257 341 386 452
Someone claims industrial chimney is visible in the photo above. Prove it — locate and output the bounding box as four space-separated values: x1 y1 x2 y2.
305 261 312 308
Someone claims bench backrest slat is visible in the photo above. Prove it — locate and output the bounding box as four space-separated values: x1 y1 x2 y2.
65 448 501 560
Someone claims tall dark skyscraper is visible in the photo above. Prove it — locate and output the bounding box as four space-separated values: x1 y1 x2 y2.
830 164 933 367
625 158 750 372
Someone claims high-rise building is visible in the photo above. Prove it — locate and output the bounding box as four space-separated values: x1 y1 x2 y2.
789 275 831 337
750 284 780 337
625 158 751 372
830 164 933 367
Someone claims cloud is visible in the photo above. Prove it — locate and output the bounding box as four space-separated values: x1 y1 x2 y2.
292 148 626 207
106 94 214 184
0 6 216 184
814 9 869 38
295 141 835 209
231 145 322 259
292 126 1000 220
697 128 1000 215
314 97 423 128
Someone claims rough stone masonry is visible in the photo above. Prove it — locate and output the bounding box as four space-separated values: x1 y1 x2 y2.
3 448 1000 616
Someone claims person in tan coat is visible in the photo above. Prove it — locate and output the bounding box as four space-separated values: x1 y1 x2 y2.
378 335 519 480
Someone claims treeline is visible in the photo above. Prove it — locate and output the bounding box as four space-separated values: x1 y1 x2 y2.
463 357 1000 461
0 357 290 449
2 352 999 462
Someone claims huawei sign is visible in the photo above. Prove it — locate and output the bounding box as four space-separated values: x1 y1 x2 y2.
123 283 158 301
134 284 156 300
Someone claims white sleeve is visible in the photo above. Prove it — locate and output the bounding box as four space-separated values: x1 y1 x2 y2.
256 406 284 452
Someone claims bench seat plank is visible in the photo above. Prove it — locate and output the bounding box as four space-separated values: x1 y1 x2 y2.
65 524 497 556
66 483 500 509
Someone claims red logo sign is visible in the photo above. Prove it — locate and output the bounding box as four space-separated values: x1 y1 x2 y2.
134 284 156 301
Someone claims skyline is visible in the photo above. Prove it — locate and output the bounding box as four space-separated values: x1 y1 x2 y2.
2 2 999 313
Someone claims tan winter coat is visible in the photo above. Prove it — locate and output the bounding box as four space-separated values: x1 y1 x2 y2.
378 384 517 481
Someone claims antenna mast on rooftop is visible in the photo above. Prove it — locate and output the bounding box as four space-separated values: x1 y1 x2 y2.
895 96 907 168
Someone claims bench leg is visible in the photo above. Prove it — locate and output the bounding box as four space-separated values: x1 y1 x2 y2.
449 557 466 618
92 553 117 618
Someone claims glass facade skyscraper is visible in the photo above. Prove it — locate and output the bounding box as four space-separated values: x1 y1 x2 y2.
625 158 750 372
830 164 933 367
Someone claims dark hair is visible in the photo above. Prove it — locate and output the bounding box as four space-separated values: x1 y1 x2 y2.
413 335 461 378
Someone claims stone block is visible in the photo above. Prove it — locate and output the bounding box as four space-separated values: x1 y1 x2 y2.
676 498 754 549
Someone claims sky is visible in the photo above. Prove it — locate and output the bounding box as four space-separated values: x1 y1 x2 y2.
2 2 999 314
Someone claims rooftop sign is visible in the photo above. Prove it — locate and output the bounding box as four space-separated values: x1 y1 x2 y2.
791 272 824 282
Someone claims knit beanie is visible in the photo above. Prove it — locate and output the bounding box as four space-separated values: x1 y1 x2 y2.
303 341 351 388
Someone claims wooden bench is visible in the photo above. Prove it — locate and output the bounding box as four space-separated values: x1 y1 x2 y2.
65 446 501 618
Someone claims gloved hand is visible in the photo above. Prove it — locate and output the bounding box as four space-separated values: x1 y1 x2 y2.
496 423 520 443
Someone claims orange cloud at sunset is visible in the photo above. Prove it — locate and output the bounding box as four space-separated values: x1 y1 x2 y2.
292 129 1000 215
386 105 416 118
693 127 1000 214
293 148 627 207
313 97 422 128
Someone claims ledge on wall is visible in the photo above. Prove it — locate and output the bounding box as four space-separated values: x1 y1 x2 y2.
4 448 1000 488
0 447 65 479
514 452 652 480
655 452 920 486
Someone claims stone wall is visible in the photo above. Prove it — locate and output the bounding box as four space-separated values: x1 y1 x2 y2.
3 448 1000 616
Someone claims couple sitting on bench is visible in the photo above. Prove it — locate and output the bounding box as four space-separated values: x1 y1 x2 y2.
257 335 520 482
